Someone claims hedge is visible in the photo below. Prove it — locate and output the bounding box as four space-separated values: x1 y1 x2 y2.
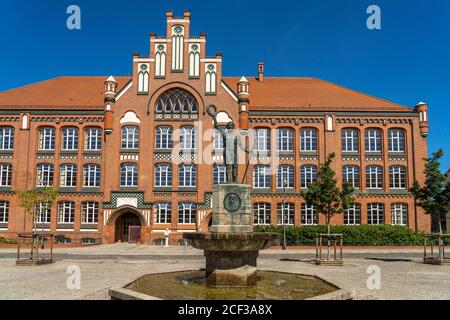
254 225 432 246
0 237 18 245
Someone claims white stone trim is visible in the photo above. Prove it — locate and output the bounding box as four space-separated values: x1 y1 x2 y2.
56 229 74 232
221 81 238 102
167 19 190 23
80 229 98 232
115 81 132 102
201 58 221 63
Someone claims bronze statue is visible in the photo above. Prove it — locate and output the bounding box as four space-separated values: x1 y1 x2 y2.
207 105 249 184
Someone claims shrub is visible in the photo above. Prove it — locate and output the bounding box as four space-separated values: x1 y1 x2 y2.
0 237 18 245
254 225 428 246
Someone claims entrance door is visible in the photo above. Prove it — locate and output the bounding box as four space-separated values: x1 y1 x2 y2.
118 212 141 242
128 226 141 243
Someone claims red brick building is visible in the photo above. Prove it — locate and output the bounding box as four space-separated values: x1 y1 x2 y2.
0 11 430 245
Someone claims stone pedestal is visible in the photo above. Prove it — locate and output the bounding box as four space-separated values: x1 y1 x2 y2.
209 184 252 234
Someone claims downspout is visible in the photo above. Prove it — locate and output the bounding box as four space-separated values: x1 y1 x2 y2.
410 120 418 231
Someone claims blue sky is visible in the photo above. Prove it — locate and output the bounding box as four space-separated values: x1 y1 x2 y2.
1 0 449 170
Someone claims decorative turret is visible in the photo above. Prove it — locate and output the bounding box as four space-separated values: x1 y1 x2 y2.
104 76 117 135
415 102 429 138
238 76 249 130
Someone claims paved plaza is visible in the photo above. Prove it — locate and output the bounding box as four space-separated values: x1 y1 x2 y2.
0 244 449 300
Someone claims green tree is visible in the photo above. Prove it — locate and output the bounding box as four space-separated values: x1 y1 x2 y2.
301 153 355 235
17 187 58 233
410 149 450 234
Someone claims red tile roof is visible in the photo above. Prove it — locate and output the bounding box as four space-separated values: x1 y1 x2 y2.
222 77 412 112
0 76 412 112
0 76 130 110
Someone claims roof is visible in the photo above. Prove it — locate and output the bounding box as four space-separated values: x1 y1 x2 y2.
222 77 411 112
0 76 130 110
0 75 412 112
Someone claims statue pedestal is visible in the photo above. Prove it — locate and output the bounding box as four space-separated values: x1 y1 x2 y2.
209 184 253 234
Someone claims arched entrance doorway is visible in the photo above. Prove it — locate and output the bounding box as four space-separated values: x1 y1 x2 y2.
108 207 145 243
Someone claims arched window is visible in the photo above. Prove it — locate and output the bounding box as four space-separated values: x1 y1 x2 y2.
61 127 79 151
0 201 8 224
59 164 77 188
344 203 361 225
179 164 197 188
120 163 138 187
178 202 196 224
83 164 100 187
391 203 408 226
343 165 360 189
38 127 56 151
253 128 271 152
36 202 51 223
82 202 99 224
300 128 318 152
277 128 294 152
180 126 197 150
300 165 318 188
0 163 12 187
368 203 384 225
389 165 407 190
58 201 75 224
84 127 102 151
213 163 226 185
342 128 359 153
0 127 14 150
277 202 294 225
365 128 382 153
253 165 271 189
253 203 271 225
388 128 406 153
36 164 54 187
154 163 172 188
155 126 173 150
301 204 318 225
121 126 139 150
277 165 294 190
155 88 198 114
366 166 383 189
155 202 172 224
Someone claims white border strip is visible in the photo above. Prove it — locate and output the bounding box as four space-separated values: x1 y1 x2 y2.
221 81 238 102
116 81 133 102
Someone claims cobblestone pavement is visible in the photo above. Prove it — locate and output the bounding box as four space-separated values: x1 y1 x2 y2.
0 244 449 300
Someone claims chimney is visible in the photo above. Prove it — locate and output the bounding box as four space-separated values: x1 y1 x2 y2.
258 62 264 82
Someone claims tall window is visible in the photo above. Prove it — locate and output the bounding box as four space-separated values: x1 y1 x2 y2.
178 202 196 224
84 127 102 151
254 203 271 225
344 203 361 225
342 129 359 153
179 164 196 188
343 165 360 189
365 129 382 153
120 163 138 187
389 166 406 189
0 201 9 224
38 127 55 151
214 128 225 151
36 202 51 224
300 128 318 152
155 44 166 77
171 26 184 71
58 202 74 224
0 164 12 187
213 163 227 185
155 88 198 114
277 128 294 152
155 126 173 149
36 164 54 187
366 166 383 189
59 164 77 187
368 203 384 225
83 164 100 188
62 127 79 151
301 204 318 225
277 202 294 225
277 165 294 190
391 203 408 226
82 202 99 224
0 127 14 150
180 126 196 150
253 166 271 189
300 165 317 188
254 128 270 152
155 202 171 224
388 129 405 153
121 126 139 150
154 163 172 188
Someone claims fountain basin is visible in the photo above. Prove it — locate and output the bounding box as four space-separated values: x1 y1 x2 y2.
183 232 280 251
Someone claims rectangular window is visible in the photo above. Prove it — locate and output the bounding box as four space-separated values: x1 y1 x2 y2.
342 129 359 153
253 203 271 225
368 203 384 225
58 202 74 224
254 128 270 152
213 163 227 185
85 128 102 151
179 164 196 188
388 129 405 153
180 127 197 151
36 202 51 224
120 163 138 187
343 165 360 189
82 202 99 224
300 128 318 152
0 164 12 187
389 166 406 189
253 166 271 189
83 164 100 188
277 203 294 225
344 204 361 225
62 128 79 151
155 164 172 188
300 165 317 188
301 204 317 225
277 166 294 190
36 164 54 187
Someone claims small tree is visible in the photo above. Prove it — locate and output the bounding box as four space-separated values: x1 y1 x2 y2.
17 187 58 234
301 153 355 235
410 149 450 234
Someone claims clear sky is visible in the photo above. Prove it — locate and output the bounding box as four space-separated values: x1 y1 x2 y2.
1 0 449 170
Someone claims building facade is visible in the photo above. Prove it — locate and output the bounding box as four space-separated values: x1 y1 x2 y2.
0 11 430 245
